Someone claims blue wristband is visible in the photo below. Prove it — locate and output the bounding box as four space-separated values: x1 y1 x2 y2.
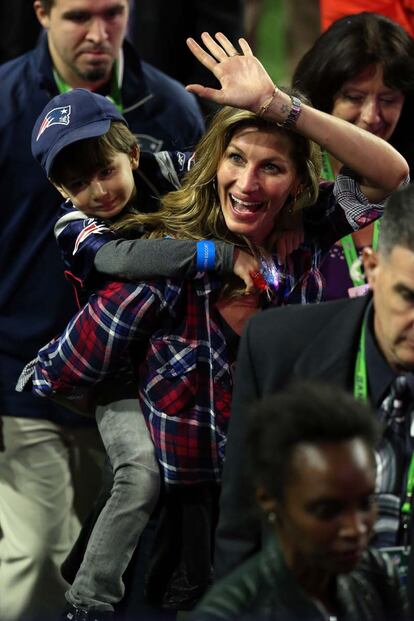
196 240 215 271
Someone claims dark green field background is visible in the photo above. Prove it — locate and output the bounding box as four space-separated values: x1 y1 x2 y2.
256 0 287 84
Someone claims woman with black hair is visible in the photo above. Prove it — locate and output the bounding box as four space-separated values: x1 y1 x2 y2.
292 12 414 300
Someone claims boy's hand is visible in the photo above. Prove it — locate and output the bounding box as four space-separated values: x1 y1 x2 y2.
233 249 261 294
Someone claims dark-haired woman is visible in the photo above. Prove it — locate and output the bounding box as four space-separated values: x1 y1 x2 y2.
292 11 414 300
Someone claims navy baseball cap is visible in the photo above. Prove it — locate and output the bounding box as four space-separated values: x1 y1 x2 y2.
32 88 126 176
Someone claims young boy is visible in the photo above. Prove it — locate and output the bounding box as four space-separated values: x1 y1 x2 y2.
24 88 259 620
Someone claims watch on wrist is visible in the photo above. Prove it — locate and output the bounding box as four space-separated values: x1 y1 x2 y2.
277 95 302 130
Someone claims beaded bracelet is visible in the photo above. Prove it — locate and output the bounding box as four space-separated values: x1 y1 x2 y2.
258 85 279 117
277 95 302 130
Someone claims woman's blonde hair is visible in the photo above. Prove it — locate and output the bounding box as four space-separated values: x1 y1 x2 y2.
113 95 322 254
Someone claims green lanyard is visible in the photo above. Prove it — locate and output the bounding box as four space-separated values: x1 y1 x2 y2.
354 318 414 535
401 450 414 547
354 318 368 401
342 222 380 287
402 457 414 517
321 150 380 287
321 150 335 183
53 59 123 111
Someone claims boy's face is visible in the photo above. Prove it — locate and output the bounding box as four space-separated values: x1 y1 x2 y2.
56 149 139 219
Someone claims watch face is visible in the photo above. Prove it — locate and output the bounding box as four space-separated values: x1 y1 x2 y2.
283 96 302 129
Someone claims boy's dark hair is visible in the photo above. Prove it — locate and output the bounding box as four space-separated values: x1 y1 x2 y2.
50 121 138 187
379 184 414 257
247 381 379 501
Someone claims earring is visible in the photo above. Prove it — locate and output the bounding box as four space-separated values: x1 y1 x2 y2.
267 511 277 524
288 187 303 214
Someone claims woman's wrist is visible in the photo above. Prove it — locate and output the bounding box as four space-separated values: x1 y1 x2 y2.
258 87 303 130
277 96 302 129
257 86 279 117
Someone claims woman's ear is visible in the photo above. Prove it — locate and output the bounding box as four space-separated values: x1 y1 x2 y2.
294 182 304 196
285 183 305 214
256 485 280 527
256 485 278 515
130 144 140 169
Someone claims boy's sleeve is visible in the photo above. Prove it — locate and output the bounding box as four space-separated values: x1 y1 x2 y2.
94 238 235 280
54 151 236 286
53 150 195 287
94 150 235 280
24 280 167 396
54 202 115 287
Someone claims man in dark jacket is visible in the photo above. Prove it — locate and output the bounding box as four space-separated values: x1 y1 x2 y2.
0 2 204 620
215 183 414 588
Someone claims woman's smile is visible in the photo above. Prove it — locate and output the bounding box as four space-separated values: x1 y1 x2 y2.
229 193 268 218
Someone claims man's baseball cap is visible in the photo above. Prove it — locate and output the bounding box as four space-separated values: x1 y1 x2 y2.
32 88 126 177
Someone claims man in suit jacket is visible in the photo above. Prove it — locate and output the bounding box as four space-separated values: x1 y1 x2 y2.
215 182 414 581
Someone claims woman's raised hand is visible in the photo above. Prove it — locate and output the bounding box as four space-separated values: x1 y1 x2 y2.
186 32 275 114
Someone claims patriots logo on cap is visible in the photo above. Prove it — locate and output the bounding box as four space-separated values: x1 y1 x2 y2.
36 105 72 141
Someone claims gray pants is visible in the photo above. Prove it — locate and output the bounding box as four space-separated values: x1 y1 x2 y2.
66 400 160 612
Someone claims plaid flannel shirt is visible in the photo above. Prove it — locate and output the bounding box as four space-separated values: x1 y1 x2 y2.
31 276 231 486
23 171 388 486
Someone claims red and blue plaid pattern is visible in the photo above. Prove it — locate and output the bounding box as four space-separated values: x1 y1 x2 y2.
32 276 233 485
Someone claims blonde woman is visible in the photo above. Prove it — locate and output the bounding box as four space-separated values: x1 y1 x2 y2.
23 34 408 613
